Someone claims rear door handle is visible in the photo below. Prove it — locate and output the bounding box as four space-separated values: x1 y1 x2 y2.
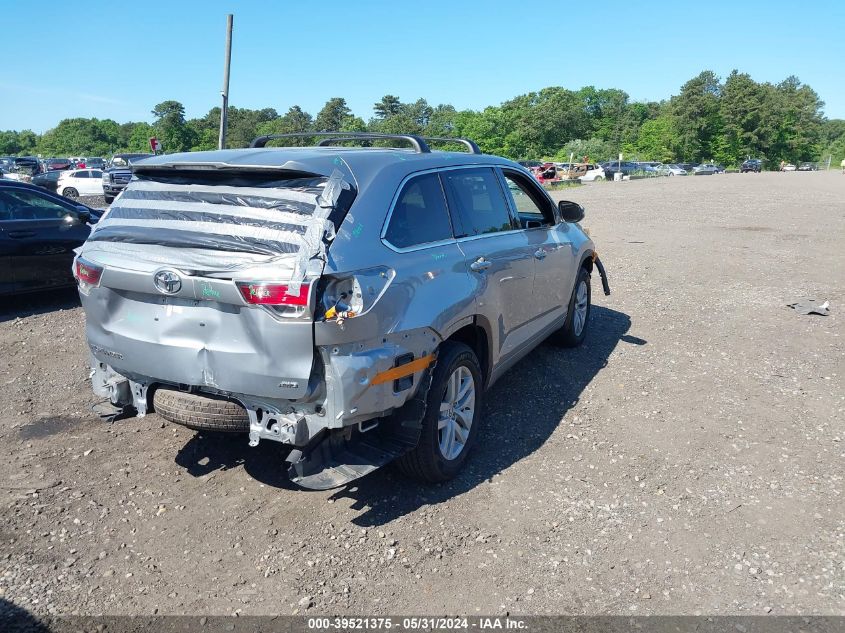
534 249 547 260
470 257 492 272
8 231 36 239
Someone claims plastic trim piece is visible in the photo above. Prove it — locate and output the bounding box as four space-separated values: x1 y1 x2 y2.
370 354 435 386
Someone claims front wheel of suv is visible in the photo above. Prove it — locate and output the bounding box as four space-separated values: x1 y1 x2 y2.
396 341 483 483
551 266 591 348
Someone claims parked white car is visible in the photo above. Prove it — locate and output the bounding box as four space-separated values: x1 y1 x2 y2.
57 169 105 198
579 164 606 182
658 164 688 176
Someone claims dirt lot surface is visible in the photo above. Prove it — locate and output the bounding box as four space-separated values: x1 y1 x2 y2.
1 172 843 617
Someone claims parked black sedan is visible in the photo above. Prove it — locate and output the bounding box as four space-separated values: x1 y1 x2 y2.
31 170 63 193
0 180 100 295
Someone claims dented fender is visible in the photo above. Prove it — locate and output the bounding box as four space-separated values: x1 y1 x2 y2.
317 326 442 428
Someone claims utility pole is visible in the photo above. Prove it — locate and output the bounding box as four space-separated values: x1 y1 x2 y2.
218 14 233 150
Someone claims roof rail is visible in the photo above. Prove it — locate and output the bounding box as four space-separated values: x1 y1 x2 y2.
249 132 483 155
249 132 431 153
423 137 482 154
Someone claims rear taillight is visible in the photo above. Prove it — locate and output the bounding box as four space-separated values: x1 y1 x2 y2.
74 257 103 294
237 282 310 307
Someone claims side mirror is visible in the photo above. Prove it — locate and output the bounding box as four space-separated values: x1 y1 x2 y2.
63 207 90 225
74 206 91 223
558 200 585 223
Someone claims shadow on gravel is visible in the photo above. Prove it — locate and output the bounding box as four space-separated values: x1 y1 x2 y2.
0 597 48 633
175 432 299 490
172 306 636 523
0 287 80 323
17 415 87 441
336 305 635 526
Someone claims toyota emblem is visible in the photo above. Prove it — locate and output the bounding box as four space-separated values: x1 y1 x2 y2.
154 270 182 294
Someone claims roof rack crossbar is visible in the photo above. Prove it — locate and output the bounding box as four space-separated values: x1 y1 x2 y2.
249 132 431 153
423 137 482 154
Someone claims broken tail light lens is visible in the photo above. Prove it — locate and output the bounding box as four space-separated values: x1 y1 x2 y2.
74 257 103 293
237 282 310 307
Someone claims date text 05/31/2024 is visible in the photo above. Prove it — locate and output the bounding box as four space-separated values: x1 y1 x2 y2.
306 617 528 630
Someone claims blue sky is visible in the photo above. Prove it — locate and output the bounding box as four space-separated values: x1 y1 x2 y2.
2 0 844 132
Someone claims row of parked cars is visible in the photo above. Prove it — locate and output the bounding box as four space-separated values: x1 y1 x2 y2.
519 160 729 183
520 157 821 183
0 153 152 201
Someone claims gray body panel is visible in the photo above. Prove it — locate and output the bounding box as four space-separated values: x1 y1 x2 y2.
79 146 594 448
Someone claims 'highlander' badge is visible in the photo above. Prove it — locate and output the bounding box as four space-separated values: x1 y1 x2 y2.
154 270 182 294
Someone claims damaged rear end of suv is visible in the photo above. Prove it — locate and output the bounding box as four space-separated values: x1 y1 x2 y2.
76 133 607 490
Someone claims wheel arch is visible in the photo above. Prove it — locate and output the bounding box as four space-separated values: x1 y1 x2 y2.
442 317 493 390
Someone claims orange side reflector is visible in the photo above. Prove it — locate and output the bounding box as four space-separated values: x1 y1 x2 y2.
370 354 436 386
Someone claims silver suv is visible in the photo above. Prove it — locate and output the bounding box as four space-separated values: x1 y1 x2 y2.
74 133 609 490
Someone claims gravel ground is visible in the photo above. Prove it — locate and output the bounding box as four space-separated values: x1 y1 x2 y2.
76 195 107 210
0 172 843 617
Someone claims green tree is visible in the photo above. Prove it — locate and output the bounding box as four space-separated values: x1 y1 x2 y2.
634 116 677 162
126 123 157 153
0 129 39 155
255 105 315 146
555 138 615 163
373 95 402 119
669 71 723 161
152 100 195 153
314 98 352 132
37 118 120 156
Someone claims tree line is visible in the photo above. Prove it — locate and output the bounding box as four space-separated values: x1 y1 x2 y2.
2 70 844 169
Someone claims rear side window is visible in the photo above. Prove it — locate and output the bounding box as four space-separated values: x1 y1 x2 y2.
384 173 453 249
74 171 90 179
441 168 514 237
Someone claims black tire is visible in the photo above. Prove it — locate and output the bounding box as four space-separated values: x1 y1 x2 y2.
104 195 114 204
396 342 483 483
152 388 249 432
63 187 79 199
551 266 591 348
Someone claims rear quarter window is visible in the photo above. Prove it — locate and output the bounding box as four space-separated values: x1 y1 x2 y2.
384 173 453 249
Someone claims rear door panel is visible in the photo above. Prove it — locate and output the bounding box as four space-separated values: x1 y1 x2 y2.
440 167 537 363
0 222 18 294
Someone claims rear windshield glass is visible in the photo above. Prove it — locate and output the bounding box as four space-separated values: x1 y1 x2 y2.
86 171 356 257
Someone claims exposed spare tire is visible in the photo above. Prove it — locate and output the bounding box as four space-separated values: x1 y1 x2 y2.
152 388 249 432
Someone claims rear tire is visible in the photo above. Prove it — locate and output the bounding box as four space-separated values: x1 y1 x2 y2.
152 388 249 432
396 341 483 483
551 266 591 348
63 187 79 199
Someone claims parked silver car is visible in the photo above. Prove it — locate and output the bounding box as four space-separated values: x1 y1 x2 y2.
74 133 609 489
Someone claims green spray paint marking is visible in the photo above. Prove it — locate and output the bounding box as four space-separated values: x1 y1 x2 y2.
200 283 221 299
352 224 364 238
431 252 446 261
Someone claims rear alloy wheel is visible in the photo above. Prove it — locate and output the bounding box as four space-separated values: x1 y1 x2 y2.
63 187 79 199
438 365 476 460
397 341 483 482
